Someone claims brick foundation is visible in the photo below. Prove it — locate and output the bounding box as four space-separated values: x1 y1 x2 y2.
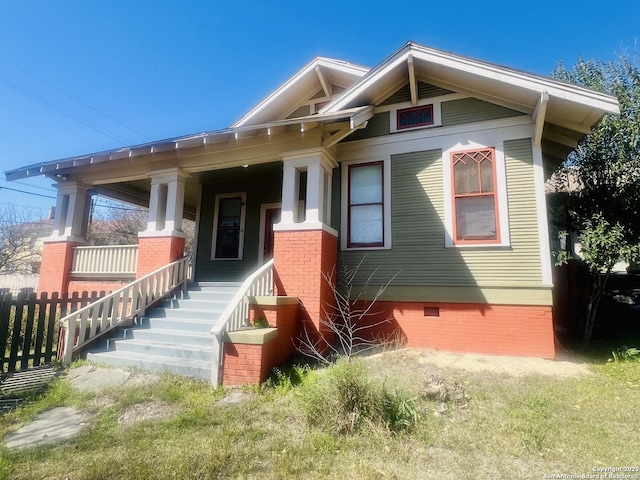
273 228 337 348
38 241 78 294
137 235 185 278
367 301 555 358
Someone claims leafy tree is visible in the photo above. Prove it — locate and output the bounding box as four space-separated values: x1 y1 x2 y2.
552 56 640 348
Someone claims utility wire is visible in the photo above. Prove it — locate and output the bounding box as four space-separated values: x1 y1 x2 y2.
0 186 56 199
0 55 152 141
0 76 136 145
6 180 56 193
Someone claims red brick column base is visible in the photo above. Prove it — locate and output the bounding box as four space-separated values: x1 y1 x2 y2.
222 299 300 386
136 235 185 278
273 228 337 349
38 241 78 294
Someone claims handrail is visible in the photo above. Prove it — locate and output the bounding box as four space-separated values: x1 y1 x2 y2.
59 256 190 365
210 259 274 387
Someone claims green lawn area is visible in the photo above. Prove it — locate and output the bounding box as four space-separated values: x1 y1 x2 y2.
1 350 639 480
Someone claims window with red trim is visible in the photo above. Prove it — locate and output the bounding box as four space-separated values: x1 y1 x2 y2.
451 148 500 244
348 162 384 247
397 104 434 129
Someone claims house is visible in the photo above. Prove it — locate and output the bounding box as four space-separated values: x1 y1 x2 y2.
5 42 619 383
0 210 55 295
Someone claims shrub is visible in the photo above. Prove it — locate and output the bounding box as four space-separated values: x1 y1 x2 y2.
264 364 313 393
298 359 418 435
611 346 640 362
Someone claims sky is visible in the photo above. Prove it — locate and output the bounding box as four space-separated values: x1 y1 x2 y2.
0 0 638 217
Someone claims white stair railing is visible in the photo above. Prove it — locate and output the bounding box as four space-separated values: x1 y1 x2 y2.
59 256 190 365
210 259 274 387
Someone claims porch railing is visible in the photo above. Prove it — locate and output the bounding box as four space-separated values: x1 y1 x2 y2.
71 245 138 278
210 259 274 387
59 256 190 365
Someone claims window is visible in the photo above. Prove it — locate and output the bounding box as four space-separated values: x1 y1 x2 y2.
348 162 384 247
212 193 246 260
397 104 434 129
451 148 499 244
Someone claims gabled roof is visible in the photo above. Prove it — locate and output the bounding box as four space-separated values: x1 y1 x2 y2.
324 41 619 134
5 41 620 183
232 57 369 127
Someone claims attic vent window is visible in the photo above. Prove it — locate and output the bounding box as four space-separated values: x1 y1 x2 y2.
397 104 434 129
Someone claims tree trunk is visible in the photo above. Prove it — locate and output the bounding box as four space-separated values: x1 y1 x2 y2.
581 270 610 350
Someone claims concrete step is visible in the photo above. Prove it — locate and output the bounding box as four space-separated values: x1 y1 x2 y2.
125 327 212 346
108 338 213 362
86 350 211 380
84 281 241 380
161 297 230 310
140 316 214 332
147 307 223 321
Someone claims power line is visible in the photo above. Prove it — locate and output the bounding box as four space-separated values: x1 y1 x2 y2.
0 55 152 142
0 186 56 199
5 180 56 194
0 75 136 145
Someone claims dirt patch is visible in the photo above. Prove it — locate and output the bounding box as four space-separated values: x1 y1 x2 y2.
367 348 591 379
117 400 180 425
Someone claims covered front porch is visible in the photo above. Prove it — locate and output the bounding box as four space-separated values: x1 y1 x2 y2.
7 107 370 386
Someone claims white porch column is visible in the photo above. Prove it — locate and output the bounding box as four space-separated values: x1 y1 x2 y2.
48 182 91 242
277 148 337 232
141 168 189 238
306 162 324 224
280 165 300 224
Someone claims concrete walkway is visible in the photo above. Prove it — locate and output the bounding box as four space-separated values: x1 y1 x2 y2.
4 366 137 450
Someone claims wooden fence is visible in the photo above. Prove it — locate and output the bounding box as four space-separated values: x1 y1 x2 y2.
0 291 104 374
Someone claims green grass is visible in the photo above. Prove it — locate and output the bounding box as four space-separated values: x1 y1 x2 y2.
1 354 639 479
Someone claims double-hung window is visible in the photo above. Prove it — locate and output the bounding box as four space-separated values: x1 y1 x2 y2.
347 162 384 247
451 148 500 244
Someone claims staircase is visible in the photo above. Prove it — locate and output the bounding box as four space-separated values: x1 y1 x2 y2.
85 282 242 380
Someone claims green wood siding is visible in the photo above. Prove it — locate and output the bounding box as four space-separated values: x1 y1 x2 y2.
195 163 283 282
380 81 454 105
335 139 543 297
441 98 525 126
344 112 390 142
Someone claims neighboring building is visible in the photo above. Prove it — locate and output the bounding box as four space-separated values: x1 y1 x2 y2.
0 212 54 294
5 42 619 359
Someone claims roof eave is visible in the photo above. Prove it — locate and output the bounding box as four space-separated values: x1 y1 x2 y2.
5 106 374 181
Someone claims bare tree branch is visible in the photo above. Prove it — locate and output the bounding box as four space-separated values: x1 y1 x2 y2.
0 206 50 274
297 256 401 363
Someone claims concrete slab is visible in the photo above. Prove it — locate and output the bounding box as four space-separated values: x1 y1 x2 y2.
4 407 91 450
69 367 131 392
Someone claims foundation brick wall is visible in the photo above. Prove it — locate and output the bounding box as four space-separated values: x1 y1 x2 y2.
38 241 77 294
136 236 185 278
369 301 555 359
